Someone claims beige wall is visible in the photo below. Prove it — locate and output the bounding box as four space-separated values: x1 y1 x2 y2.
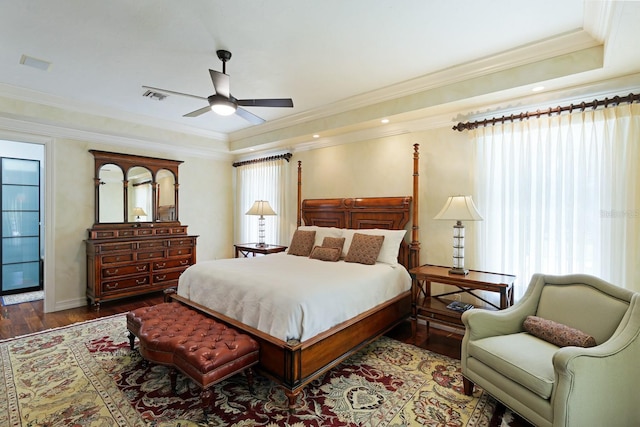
0 111 492 312
50 138 233 310
290 128 479 269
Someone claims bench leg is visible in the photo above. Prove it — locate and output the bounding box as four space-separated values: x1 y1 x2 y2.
128 331 136 350
170 368 178 394
246 368 255 394
201 388 214 422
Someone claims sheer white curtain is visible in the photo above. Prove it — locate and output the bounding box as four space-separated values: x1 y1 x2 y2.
235 158 289 246
474 103 640 297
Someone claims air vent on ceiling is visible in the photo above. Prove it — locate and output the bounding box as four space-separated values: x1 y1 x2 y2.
20 54 51 71
142 90 167 101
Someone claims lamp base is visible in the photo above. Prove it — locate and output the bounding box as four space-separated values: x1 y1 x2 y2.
255 243 269 248
449 267 469 275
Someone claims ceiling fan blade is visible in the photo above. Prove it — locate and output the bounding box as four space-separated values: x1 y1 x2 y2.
235 107 265 125
237 98 294 108
142 86 207 101
209 70 230 98
183 105 212 118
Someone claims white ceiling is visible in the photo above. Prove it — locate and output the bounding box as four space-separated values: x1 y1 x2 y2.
1 1 639 156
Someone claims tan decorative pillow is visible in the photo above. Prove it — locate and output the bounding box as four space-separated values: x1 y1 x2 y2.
322 236 345 252
309 245 341 262
287 230 316 256
523 315 597 348
344 233 385 265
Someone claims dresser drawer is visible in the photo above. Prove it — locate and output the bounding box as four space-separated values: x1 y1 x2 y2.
169 247 192 257
118 229 136 238
153 257 192 270
102 275 149 292
99 242 136 253
168 237 193 247
153 270 184 283
102 263 150 278
138 240 166 249
137 250 166 260
136 228 154 236
101 253 134 264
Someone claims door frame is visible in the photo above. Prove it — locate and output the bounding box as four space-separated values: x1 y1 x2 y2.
0 131 55 312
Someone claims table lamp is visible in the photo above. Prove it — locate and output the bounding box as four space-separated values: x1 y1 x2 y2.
132 207 147 221
434 195 483 275
245 200 276 247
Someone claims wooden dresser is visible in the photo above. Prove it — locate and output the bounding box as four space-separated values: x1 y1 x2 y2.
86 223 197 308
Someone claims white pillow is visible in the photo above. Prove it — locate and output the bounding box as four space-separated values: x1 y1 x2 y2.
342 228 406 265
298 226 343 248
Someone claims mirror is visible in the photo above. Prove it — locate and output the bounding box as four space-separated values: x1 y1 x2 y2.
127 166 152 222
156 169 176 221
98 164 125 223
90 150 183 225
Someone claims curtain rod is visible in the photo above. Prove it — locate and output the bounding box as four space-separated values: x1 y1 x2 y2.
452 92 640 132
232 152 292 167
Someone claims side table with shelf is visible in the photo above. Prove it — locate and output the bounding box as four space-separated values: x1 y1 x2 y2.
409 264 516 339
234 243 288 258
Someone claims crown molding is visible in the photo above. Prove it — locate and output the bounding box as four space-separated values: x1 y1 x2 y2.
0 113 232 161
230 29 601 142
0 83 229 143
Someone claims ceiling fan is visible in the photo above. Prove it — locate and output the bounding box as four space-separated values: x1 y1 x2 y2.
143 50 294 125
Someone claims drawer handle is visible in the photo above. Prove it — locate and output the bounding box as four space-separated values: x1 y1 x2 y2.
178 240 184 244
177 250 182 254
136 265 147 272
156 275 166 281
180 260 189 266
116 256 121 261
136 278 147 285
156 262 166 268
106 269 118 275
106 282 119 289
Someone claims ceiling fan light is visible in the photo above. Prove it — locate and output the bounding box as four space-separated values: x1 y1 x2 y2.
209 95 237 116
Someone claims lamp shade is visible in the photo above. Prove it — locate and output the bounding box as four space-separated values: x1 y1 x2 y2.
245 200 276 217
434 196 483 221
132 207 147 217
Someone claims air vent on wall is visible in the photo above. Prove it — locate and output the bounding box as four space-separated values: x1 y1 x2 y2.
142 90 167 101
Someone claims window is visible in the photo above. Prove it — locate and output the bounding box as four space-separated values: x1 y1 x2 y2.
474 103 640 296
235 157 290 246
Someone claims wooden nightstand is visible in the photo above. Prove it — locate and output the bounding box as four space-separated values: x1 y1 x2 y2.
410 264 515 338
234 243 288 258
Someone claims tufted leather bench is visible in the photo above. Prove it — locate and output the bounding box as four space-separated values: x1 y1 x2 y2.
126 302 260 419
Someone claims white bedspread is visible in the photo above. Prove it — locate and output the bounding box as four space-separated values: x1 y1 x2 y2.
177 253 411 343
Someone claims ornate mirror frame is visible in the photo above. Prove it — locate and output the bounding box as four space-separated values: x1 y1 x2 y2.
90 150 183 226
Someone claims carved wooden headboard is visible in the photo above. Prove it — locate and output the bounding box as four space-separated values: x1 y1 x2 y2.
300 197 415 268
296 144 421 270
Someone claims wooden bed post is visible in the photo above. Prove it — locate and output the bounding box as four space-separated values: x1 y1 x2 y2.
297 160 302 227
410 143 421 269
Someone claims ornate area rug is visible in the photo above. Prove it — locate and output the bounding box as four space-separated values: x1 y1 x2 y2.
0 314 528 426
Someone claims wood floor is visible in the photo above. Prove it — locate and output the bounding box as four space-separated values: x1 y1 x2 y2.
0 291 463 359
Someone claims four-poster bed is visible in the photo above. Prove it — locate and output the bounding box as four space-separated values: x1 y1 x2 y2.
169 144 421 408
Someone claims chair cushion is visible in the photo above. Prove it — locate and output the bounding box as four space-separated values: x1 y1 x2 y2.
468 332 558 399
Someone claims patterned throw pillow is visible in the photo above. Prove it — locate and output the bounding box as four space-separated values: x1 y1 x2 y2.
344 233 385 265
523 315 597 348
322 236 345 252
309 245 341 262
287 230 316 256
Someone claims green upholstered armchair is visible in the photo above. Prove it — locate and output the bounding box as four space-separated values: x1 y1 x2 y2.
461 273 640 427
